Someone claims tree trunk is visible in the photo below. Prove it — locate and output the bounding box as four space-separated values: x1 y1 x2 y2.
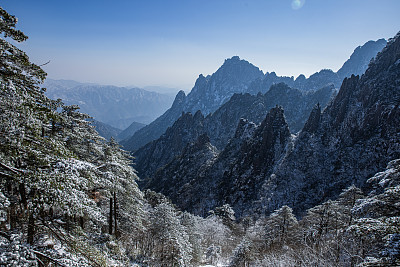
113 192 118 237
19 183 27 209
27 213 35 245
109 197 113 235
79 216 84 229
9 201 16 230
65 214 70 233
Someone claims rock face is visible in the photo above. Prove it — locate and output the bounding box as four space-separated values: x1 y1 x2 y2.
124 39 385 151
136 33 399 218
44 80 175 129
215 107 291 216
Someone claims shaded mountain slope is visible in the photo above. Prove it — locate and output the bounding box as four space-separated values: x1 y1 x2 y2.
89 119 122 140
116 121 146 141
134 111 206 181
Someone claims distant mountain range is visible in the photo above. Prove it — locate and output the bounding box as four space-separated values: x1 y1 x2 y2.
123 38 386 151
138 34 399 218
44 79 176 129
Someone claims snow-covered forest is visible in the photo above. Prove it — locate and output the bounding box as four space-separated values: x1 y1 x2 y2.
1 6 400 266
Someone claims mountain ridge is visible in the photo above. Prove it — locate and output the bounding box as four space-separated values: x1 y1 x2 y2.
124 38 386 151
44 80 175 129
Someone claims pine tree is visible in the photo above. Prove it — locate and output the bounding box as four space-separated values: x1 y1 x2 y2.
0 7 145 265
348 159 400 266
149 203 192 266
265 205 298 248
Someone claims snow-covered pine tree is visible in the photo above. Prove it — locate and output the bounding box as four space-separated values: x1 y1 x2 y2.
148 203 192 266
265 205 298 248
348 159 400 266
0 6 145 265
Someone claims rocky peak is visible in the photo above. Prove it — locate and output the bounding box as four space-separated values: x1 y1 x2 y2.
302 103 321 134
171 90 186 109
184 56 264 115
233 118 257 139
256 106 290 155
337 38 387 80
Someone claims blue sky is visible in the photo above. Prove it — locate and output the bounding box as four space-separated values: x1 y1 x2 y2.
2 0 400 90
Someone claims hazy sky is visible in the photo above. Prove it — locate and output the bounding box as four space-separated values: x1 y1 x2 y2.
2 0 400 91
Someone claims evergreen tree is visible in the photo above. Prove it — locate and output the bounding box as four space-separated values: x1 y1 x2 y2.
348 159 400 266
265 205 298 248
149 203 192 266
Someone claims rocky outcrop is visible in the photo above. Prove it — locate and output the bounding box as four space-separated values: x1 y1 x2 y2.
214 107 291 216
141 107 291 217
204 83 335 149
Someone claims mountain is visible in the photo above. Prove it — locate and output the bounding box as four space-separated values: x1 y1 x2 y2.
121 90 188 150
44 79 175 129
146 107 291 216
337 38 387 80
137 33 400 218
247 39 387 94
122 57 264 151
124 39 385 151
89 119 122 140
135 111 206 181
135 83 335 182
184 56 264 115
116 121 146 141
